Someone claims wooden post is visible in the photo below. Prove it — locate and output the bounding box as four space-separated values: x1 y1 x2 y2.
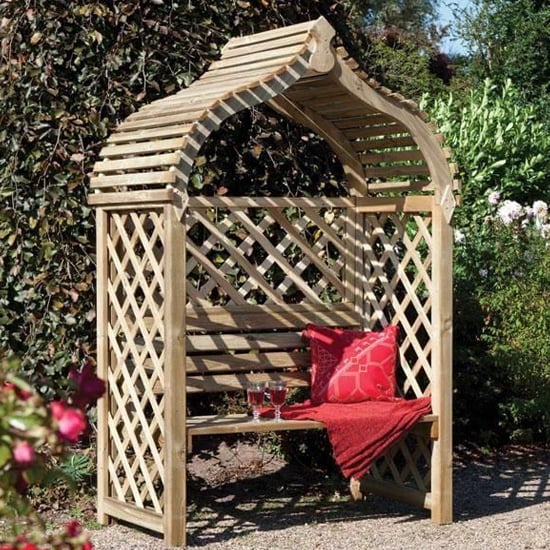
430 203 453 524
95 207 110 525
163 203 187 546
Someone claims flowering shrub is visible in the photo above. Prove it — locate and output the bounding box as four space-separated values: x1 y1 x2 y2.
454 196 550 442
0 360 105 548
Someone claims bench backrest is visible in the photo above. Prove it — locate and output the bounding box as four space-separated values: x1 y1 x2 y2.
185 302 362 394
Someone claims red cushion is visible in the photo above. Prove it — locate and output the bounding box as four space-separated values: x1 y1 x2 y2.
304 324 398 404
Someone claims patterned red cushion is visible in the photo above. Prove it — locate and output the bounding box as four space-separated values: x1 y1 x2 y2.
304 324 398 404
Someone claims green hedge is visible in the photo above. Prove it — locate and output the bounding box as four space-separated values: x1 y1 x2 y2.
0 1 362 393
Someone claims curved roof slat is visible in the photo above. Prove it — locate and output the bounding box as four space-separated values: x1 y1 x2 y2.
90 16 456 220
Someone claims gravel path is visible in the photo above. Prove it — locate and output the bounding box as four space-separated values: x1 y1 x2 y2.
90 443 549 549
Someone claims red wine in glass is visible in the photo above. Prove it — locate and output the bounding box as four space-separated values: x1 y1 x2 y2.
247 382 265 422
268 381 287 422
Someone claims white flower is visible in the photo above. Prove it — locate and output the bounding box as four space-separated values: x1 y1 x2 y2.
497 200 523 225
479 268 488 278
488 191 501 206
454 229 466 244
532 200 548 228
540 223 550 240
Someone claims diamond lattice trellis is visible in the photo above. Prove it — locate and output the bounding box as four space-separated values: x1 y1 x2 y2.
185 204 357 307
105 210 166 513
362 213 433 398
369 432 433 492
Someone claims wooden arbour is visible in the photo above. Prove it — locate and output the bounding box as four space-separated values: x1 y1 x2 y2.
89 17 456 547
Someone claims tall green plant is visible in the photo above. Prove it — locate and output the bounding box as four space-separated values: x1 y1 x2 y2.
424 79 550 229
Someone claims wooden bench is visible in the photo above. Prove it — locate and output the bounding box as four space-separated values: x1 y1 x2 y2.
184 301 438 477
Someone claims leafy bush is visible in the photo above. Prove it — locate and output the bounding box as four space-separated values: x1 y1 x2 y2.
454 197 550 443
423 80 550 444
424 79 550 229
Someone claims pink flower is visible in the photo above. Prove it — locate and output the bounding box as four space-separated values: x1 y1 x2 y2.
2 382 32 400
13 441 35 467
65 519 83 537
50 400 87 442
82 542 94 550
69 362 106 408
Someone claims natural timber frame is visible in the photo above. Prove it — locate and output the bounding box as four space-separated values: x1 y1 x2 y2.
89 17 457 547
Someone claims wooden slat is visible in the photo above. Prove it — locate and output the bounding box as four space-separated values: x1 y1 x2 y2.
88 188 174 207
351 136 418 152
343 124 409 140
356 196 433 212
186 413 436 438
93 152 181 173
360 150 425 164
303 92 359 109
366 180 434 193
107 124 193 144
365 164 431 178
102 497 163 534
116 110 207 132
223 20 315 51
221 33 311 60
333 114 393 129
194 63 294 88
209 43 305 72
357 477 431 509
99 137 187 158
187 331 304 353
90 171 177 189
187 196 355 209
186 350 310 374
185 302 361 331
187 414 325 437
186 371 310 393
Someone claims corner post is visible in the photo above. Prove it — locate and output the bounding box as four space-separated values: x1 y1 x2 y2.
163 203 187 545
95 207 110 526
430 202 454 524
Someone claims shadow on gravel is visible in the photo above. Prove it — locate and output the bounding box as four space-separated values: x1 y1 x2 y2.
185 442 549 547
452 444 550 520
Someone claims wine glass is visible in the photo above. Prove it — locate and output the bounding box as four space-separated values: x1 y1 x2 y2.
268 380 287 422
247 381 266 423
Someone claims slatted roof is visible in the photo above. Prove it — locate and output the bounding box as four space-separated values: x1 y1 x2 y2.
90 17 457 221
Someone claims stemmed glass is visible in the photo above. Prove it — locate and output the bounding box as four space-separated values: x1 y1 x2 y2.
247 381 266 423
268 380 287 422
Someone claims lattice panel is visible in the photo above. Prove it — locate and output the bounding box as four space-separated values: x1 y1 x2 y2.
362 213 433 398
185 204 356 307
105 210 166 513
369 432 432 492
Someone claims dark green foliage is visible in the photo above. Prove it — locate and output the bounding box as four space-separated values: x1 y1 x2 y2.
456 0 550 120
0 0 355 394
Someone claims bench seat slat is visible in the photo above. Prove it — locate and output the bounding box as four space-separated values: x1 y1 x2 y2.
186 413 438 451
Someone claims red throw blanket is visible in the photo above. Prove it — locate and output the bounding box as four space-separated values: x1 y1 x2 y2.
261 397 431 480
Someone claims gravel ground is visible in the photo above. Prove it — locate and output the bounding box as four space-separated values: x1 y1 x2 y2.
90 443 549 549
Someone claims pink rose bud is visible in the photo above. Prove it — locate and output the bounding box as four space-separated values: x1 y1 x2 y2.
13 441 35 467
50 400 87 442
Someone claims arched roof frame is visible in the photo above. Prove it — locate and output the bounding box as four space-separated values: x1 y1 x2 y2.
90 17 457 221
